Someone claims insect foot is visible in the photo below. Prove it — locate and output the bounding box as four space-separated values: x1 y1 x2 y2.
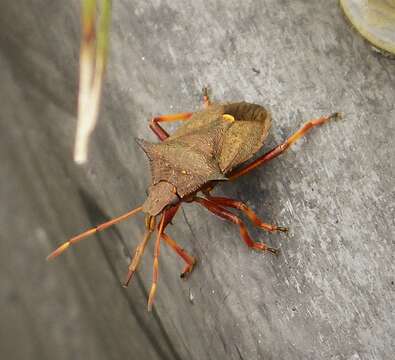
180 257 197 279
275 226 289 233
267 247 280 255
331 112 343 121
251 242 280 255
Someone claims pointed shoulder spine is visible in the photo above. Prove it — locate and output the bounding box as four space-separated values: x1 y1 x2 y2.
135 138 156 160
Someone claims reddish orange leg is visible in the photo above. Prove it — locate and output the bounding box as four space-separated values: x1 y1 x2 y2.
204 196 288 233
229 112 341 180
161 232 196 278
160 204 196 278
147 211 167 311
202 86 211 108
47 206 143 260
122 215 156 287
195 197 278 255
149 112 193 141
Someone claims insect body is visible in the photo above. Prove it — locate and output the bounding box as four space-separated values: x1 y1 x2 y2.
139 101 271 216
48 89 340 311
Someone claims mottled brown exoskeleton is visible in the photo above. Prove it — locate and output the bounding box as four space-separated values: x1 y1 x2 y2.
48 88 340 310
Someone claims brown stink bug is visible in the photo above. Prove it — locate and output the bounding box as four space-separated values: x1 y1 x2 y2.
48 88 340 310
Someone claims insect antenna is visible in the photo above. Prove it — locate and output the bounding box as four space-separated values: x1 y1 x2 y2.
147 210 166 311
47 205 143 260
122 215 156 287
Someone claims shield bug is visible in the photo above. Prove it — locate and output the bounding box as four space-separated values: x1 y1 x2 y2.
48 88 340 310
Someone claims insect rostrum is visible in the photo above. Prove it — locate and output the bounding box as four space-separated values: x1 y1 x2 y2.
48 90 340 311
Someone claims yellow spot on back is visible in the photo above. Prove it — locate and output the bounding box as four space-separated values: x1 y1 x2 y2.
223 114 235 122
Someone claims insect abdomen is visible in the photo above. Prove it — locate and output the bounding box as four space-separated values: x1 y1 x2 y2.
219 102 272 173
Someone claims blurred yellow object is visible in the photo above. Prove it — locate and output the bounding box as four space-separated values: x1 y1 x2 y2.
340 0 395 55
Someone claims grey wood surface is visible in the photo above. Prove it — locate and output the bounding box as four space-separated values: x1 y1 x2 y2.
1 1 394 359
